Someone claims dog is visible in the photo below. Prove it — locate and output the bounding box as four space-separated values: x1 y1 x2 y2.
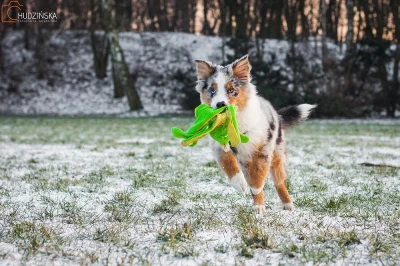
194 55 316 213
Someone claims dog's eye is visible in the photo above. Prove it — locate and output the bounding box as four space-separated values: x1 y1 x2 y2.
210 89 216 96
227 89 234 94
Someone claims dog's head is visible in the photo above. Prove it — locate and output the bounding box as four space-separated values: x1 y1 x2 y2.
195 55 255 110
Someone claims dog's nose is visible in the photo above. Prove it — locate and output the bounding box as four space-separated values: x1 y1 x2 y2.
216 101 227 108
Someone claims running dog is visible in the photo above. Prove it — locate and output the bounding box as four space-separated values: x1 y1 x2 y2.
195 55 316 213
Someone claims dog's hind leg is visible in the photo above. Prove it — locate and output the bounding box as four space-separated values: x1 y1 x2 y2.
271 147 294 211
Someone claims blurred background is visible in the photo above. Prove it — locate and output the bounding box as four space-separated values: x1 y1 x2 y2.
0 0 399 117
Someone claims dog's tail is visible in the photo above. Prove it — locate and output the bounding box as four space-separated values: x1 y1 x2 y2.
278 104 317 130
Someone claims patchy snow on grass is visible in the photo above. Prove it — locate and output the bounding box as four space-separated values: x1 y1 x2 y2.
0 117 399 265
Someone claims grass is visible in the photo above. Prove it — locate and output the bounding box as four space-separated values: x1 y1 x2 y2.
0 116 399 265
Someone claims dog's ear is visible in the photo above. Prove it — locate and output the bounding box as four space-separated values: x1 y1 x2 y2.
195 60 214 80
232 55 251 82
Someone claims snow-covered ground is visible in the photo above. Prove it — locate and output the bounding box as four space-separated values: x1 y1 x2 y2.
0 117 399 265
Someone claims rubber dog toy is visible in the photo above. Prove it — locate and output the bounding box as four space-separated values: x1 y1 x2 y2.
171 104 249 147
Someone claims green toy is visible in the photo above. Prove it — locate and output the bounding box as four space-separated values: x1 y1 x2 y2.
171 104 250 147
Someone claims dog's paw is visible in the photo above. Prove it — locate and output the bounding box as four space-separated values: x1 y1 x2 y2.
252 205 266 215
282 202 295 211
230 173 248 194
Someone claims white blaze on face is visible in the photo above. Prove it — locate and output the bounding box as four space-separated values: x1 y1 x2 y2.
210 72 228 108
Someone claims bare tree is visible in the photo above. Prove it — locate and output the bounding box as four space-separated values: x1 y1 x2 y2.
109 32 142 110
181 0 190 32
90 0 109 79
115 0 132 30
346 0 354 53
35 27 47 79
202 0 212 35
299 0 309 40
320 0 328 70
362 0 374 40
285 0 300 92
0 28 5 73
390 0 399 117
24 25 31 50
101 0 142 110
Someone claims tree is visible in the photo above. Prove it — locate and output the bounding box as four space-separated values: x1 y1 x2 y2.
389 0 399 117
181 0 190 32
362 0 374 40
269 0 284 39
285 0 300 93
346 0 354 53
115 0 132 30
109 32 142 110
0 28 5 73
90 0 110 79
320 0 328 70
202 0 212 35
101 0 142 110
35 26 47 79
299 0 309 40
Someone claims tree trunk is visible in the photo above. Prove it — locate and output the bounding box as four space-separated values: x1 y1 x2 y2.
115 0 133 31
226 0 233 36
202 0 211 35
109 31 142 110
356 3 362 42
125 0 133 30
320 0 328 70
299 0 309 40
157 0 168 31
390 44 399 117
90 0 109 79
326 0 335 40
389 0 399 117
362 1 373 40
182 0 190 32
0 29 6 73
35 27 47 79
147 0 158 31
24 25 31 50
258 0 268 38
100 0 142 109
235 0 247 38
346 0 354 53
90 31 110 79
190 0 197 33
270 0 283 39
101 0 124 98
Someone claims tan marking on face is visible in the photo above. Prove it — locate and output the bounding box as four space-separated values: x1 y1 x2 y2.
211 83 217 90
201 90 211 105
225 81 233 90
217 151 241 179
271 150 291 204
228 87 248 111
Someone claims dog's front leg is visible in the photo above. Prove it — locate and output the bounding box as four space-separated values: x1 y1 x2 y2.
215 149 248 193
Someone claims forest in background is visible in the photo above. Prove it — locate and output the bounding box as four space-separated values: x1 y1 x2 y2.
0 0 399 117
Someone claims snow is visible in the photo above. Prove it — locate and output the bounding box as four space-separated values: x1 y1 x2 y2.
3 31 397 117
0 117 399 265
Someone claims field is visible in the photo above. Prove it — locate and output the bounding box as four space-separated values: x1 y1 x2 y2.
0 116 399 265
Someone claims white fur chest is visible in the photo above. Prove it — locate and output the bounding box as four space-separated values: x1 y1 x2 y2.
235 96 267 162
